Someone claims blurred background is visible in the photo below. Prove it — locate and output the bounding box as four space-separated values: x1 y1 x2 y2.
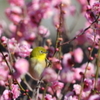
0 0 86 41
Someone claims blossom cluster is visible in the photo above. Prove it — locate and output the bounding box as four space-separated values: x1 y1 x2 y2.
0 0 100 100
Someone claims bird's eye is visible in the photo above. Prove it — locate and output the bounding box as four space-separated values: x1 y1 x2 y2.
40 50 43 54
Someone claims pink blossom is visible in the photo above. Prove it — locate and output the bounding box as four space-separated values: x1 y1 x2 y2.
51 81 64 92
88 94 100 100
81 62 95 78
0 61 9 86
2 90 11 100
73 84 81 95
51 81 64 97
64 92 78 100
14 58 29 78
44 94 56 100
73 84 91 99
73 48 83 63
92 2 100 15
42 67 60 82
38 26 50 38
61 68 75 83
8 0 25 6
64 96 78 100
15 41 32 57
84 78 93 90
12 20 36 42
73 68 82 80
2 84 20 100
51 57 62 70
9 23 16 33
11 84 20 99
62 53 74 68
5 6 22 24
85 1 100 22
1 37 31 57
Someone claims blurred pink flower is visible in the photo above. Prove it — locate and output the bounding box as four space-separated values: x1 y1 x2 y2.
73 84 91 99
84 0 100 22
61 68 75 83
12 20 37 43
8 0 25 6
9 23 16 33
11 84 20 99
15 41 32 57
2 90 11 100
92 2 100 15
86 32 100 48
64 96 78 100
44 94 56 100
0 61 9 86
42 67 60 82
64 92 78 100
50 57 62 70
14 58 29 78
5 6 22 24
88 94 100 100
51 81 64 97
73 48 83 63
84 78 93 90
2 84 20 100
38 26 50 38
73 68 82 80
73 84 81 95
81 62 95 78
62 53 74 68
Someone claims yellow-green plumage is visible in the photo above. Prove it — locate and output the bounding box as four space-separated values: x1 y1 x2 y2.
29 47 47 80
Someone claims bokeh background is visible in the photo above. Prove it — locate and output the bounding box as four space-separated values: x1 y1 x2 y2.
0 0 86 42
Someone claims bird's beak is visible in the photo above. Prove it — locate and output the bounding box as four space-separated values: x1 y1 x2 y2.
43 51 48 54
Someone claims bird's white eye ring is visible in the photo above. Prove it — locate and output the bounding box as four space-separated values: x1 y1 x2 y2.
40 50 43 53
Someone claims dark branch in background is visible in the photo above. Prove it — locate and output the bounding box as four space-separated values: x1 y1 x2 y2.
60 15 99 46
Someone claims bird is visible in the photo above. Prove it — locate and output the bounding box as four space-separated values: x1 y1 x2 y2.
29 47 48 80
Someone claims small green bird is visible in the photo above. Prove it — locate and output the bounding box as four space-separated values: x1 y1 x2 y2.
29 47 48 80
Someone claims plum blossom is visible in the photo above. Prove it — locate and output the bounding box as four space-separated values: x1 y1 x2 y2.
61 68 75 83
38 25 50 38
1 37 31 57
8 0 25 7
44 94 56 100
15 41 32 57
1 84 20 100
14 58 29 78
47 81 64 97
73 84 91 99
0 62 9 86
73 48 83 63
81 62 95 78
2 90 11 100
5 6 22 24
42 67 60 82
88 94 100 100
62 53 73 68
50 57 62 70
73 84 81 95
64 92 78 100
73 68 82 80
11 84 20 99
